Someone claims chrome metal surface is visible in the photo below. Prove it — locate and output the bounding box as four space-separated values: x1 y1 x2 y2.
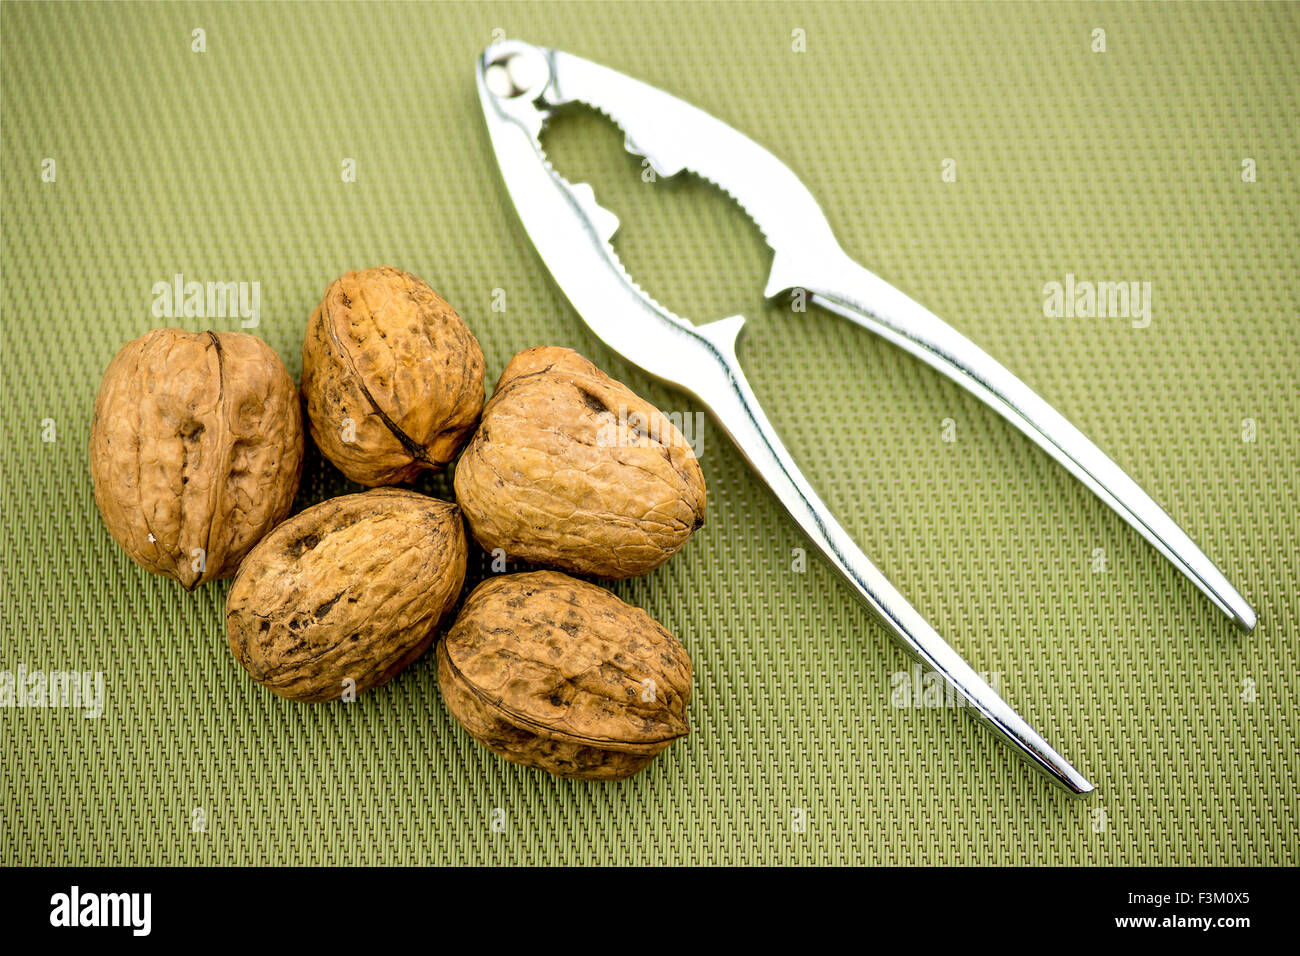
476 40 1255 793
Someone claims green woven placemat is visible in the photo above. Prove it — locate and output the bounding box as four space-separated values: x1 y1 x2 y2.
3 1 1296 866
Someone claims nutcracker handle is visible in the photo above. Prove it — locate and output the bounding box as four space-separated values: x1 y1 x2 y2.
687 315 1095 796
802 251 1255 633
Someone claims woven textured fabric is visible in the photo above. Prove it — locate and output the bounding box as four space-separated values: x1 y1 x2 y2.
2 1 1296 866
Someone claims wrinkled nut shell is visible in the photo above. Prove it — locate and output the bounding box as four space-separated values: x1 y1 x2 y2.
301 266 485 486
453 346 706 578
226 489 467 702
89 328 303 590
437 570 692 780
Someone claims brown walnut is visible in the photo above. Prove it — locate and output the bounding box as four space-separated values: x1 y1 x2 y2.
437 570 692 780
226 489 467 702
89 328 303 590
453 346 706 578
301 266 485 486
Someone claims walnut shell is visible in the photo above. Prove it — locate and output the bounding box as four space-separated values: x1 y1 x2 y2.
453 347 706 578
437 570 692 780
89 328 303 590
301 266 485 486
226 489 466 702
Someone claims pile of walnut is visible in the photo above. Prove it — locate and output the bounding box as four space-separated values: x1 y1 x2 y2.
89 266 705 780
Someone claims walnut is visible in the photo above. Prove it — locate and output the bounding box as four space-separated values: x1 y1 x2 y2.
226 489 466 702
301 266 485 486
453 347 706 578
437 571 692 780
89 328 303 590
